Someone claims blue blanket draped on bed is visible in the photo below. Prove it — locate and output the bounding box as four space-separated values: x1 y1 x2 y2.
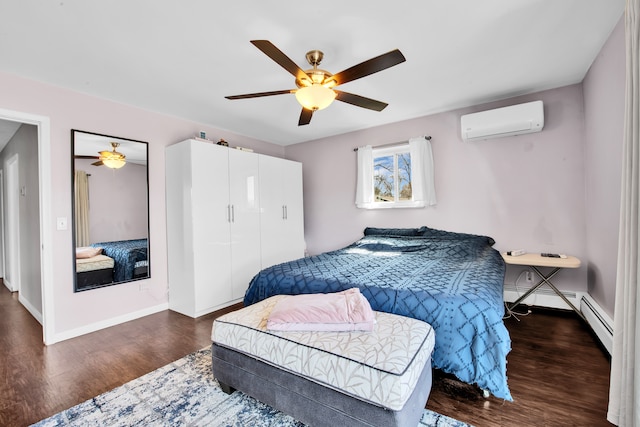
244 228 512 401
91 239 148 282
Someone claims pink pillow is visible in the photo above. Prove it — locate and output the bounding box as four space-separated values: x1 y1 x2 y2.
76 246 103 259
267 288 375 332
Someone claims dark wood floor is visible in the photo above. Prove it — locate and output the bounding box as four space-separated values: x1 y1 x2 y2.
1 285 611 426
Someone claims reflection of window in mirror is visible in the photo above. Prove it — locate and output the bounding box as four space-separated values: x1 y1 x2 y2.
71 130 150 292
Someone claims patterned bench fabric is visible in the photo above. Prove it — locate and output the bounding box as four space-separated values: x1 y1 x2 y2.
75 254 114 272
212 295 435 411
243 229 512 401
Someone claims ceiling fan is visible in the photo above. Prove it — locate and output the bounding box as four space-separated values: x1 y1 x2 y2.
75 142 127 169
225 40 406 126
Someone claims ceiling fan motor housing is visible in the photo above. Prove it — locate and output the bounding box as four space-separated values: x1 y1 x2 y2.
294 50 336 88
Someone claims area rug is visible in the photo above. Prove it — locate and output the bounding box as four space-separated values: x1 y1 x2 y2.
32 347 473 427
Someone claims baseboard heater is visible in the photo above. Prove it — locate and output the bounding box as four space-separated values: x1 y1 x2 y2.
504 284 613 355
503 283 579 308
580 294 613 355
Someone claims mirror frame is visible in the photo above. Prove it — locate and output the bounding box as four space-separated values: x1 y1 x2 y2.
71 129 150 292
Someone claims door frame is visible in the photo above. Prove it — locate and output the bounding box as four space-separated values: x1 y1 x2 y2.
0 170 5 280
0 108 53 344
5 153 20 293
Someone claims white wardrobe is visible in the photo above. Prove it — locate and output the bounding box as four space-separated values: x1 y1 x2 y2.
165 139 304 318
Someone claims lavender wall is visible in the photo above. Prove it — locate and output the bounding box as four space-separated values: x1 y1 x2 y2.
583 18 625 316
0 70 284 339
75 159 149 243
286 85 589 293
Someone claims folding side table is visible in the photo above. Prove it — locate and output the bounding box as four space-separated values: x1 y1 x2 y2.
501 252 585 322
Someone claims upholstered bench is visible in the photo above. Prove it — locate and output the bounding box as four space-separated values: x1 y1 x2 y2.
211 295 435 427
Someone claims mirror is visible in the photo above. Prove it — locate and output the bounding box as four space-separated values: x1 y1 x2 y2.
71 129 150 292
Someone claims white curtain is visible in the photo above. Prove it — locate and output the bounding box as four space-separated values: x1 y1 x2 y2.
608 1 640 425
409 137 437 206
355 145 374 208
74 170 90 247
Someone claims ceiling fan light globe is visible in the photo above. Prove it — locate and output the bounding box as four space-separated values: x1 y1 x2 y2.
295 84 336 111
102 158 126 169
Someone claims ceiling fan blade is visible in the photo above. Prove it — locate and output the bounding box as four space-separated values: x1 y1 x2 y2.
226 89 294 100
334 90 388 111
298 108 314 126
250 40 310 82
331 49 406 86
91 160 104 166
75 155 99 160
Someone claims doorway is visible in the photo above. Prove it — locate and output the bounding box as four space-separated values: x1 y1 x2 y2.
0 108 53 344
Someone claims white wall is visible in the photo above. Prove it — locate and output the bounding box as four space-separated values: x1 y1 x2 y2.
0 70 284 341
286 85 589 293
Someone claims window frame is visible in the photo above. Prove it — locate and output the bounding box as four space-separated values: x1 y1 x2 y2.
369 144 424 209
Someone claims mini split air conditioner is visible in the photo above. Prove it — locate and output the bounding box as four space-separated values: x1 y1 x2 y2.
460 100 544 141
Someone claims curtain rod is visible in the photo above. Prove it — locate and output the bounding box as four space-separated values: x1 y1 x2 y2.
352 135 431 152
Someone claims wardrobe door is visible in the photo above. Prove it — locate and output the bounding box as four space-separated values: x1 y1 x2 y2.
259 155 305 270
228 149 262 300
166 141 196 316
191 143 233 314
280 159 305 260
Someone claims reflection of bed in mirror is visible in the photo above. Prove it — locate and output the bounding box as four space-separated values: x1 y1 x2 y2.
91 239 149 282
75 253 115 290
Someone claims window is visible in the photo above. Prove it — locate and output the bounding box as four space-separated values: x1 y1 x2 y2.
373 146 412 204
355 137 436 209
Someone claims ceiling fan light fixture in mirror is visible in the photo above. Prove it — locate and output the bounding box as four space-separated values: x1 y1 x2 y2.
101 157 126 169
295 84 336 111
99 142 127 169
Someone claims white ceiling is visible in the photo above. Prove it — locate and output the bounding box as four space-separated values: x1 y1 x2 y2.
0 1 625 146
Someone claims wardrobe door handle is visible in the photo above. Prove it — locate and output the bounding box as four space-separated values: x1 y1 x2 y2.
227 205 231 223
284 205 288 220
231 205 235 223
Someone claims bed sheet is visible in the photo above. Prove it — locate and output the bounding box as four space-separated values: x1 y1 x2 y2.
91 238 148 282
244 229 512 400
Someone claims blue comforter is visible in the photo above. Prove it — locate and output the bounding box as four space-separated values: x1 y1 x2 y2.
244 228 512 400
91 239 148 282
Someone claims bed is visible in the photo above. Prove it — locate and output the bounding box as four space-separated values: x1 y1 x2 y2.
243 226 512 401
91 238 148 282
75 254 115 290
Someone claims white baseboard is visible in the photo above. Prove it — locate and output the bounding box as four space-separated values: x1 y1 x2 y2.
49 302 169 344
504 283 580 310
580 293 613 355
19 293 43 325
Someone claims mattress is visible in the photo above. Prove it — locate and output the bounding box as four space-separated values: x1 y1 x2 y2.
75 254 114 272
211 295 435 411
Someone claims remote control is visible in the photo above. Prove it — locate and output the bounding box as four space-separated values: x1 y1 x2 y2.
541 253 561 258
506 249 525 256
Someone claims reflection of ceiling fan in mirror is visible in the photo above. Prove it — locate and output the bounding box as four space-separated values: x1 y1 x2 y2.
225 40 406 126
75 142 127 169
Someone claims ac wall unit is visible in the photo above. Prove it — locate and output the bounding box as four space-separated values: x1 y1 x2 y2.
460 100 544 141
